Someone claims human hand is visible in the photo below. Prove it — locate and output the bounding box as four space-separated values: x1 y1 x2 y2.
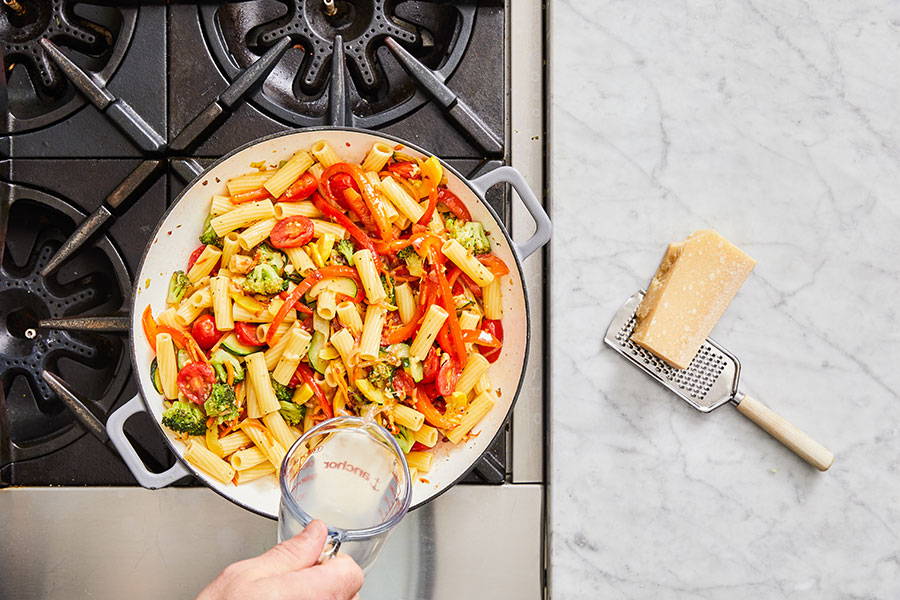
197 520 364 600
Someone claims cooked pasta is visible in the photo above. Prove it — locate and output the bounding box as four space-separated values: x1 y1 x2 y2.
229 446 266 471
210 199 275 237
358 304 386 361
238 218 278 250
441 239 494 287
311 140 340 167
210 195 236 216
144 139 509 488
185 440 236 484
483 278 503 320
210 275 235 331
410 304 448 361
240 419 286 470
264 150 314 198
274 201 321 219
187 245 222 282
155 333 178 400
233 463 275 484
226 171 272 196
353 249 386 303
361 142 393 172
446 391 495 444
379 175 425 222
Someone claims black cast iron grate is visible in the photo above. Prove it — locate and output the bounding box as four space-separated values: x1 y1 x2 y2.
0 183 130 467
200 0 475 127
0 0 136 132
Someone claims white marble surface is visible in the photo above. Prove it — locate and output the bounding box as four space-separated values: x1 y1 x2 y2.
549 1 900 598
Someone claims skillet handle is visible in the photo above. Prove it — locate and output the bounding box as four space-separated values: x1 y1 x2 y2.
469 166 551 260
106 393 190 489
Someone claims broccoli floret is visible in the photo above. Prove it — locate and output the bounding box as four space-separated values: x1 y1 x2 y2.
335 239 355 266
243 263 286 295
203 383 239 424
279 401 306 426
166 270 190 304
255 243 286 274
271 378 294 403
380 273 395 304
199 215 223 248
444 215 490 255
367 363 396 388
397 246 425 277
161 400 207 436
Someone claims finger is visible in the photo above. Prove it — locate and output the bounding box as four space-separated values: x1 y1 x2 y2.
242 520 329 578
265 554 364 600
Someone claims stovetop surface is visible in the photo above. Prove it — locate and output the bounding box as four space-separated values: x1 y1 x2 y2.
1 0 513 488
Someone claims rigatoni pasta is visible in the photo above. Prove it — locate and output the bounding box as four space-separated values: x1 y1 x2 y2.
143 138 510 489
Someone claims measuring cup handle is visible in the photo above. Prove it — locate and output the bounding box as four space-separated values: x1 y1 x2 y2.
735 394 834 471
319 531 344 562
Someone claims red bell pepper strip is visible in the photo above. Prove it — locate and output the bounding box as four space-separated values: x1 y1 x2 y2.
266 265 360 345
321 163 393 242
281 172 318 201
434 264 467 364
311 193 385 271
477 254 510 277
382 276 435 344
295 364 333 419
230 187 272 204
417 187 439 226
437 188 472 221
382 302 423 344
414 388 456 430
341 188 376 230
142 305 158 350
462 328 503 347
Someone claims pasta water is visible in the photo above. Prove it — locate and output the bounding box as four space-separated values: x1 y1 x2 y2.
279 417 412 570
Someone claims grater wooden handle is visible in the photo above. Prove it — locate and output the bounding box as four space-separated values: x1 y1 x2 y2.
736 394 834 471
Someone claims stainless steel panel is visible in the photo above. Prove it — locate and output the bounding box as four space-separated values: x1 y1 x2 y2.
0 485 542 600
509 0 546 484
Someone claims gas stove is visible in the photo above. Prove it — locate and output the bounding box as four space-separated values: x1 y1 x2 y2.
0 2 546 598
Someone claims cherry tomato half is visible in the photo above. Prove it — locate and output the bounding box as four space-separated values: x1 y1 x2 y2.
393 369 415 397
435 356 461 397
480 319 504 363
177 362 216 404
191 314 220 351
187 245 205 271
329 173 359 195
437 188 471 221
421 347 440 384
234 321 262 347
269 216 315 249
282 172 318 201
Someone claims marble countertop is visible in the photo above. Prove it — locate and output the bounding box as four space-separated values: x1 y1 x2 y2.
548 1 900 598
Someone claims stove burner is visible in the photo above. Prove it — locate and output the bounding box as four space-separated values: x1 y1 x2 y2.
201 1 475 127
1 1 136 133
0 183 130 466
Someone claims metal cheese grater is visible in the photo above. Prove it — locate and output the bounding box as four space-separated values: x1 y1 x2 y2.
605 291 834 470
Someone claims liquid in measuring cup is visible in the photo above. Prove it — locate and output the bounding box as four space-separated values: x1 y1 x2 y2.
278 424 409 570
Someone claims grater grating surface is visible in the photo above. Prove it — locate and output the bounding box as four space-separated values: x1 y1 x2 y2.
604 292 740 412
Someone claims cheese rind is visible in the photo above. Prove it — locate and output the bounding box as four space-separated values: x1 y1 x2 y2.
631 230 755 369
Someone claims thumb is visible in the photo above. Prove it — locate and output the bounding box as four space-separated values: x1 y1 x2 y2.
244 520 329 577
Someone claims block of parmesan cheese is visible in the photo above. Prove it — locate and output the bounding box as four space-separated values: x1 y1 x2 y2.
631 230 755 369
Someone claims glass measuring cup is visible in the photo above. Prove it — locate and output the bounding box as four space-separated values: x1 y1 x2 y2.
279 416 412 571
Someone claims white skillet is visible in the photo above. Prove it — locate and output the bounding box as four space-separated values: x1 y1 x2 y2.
106 128 550 518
